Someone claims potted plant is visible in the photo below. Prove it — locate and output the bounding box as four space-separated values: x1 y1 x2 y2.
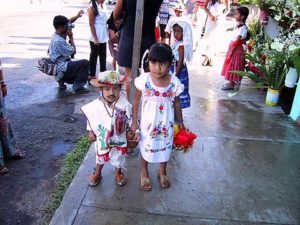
231 48 288 106
255 0 274 24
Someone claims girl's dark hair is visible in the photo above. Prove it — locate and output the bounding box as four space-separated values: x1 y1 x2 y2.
236 6 249 22
211 0 218 5
90 0 99 16
148 43 173 64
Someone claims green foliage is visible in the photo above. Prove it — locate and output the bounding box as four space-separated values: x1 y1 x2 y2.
248 18 263 38
233 51 288 90
44 137 90 222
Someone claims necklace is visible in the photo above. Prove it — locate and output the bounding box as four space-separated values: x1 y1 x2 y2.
101 97 119 118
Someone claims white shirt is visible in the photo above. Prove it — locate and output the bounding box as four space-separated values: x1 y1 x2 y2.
88 2 109 43
231 24 248 41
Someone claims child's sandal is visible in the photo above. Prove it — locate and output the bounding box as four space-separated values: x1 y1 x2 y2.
158 174 170 189
140 177 152 191
89 172 102 187
115 172 127 186
0 166 9 174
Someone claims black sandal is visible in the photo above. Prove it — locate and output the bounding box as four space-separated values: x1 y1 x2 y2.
10 149 26 160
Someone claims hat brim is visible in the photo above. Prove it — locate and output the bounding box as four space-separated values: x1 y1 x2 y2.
89 78 130 88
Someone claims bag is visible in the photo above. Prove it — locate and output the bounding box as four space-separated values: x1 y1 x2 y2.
37 57 57 76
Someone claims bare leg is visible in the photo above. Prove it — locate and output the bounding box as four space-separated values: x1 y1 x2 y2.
94 164 103 178
159 162 170 188
125 67 132 99
112 59 117 71
159 162 167 175
140 157 152 191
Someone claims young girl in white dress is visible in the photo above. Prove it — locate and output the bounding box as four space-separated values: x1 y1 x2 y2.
131 43 185 191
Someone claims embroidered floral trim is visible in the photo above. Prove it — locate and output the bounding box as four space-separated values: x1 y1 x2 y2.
150 121 168 139
159 104 164 114
145 147 167 153
144 81 176 99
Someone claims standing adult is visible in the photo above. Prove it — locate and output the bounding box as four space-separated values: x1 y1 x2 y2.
87 0 109 80
0 59 25 174
201 0 222 66
114 0 163 98
158 0 170 44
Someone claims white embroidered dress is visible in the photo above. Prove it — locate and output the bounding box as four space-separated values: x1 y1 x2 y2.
135 73 184 163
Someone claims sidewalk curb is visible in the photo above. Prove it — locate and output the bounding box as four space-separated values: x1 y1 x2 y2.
49 144 94 225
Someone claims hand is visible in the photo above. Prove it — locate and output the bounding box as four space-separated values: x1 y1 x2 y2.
1 85 7 97
210 15 217 21
133 132 141 142
67 30 73 39
77 9 84 17
178 122 185 130
94 40 100 45
130 122 139 133
88 131 96 142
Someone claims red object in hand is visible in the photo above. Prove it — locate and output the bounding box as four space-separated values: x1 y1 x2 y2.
174 129 197 149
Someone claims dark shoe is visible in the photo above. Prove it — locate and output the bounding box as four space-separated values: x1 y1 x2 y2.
73 87 90 94
221 83 234 90
58 80 67 90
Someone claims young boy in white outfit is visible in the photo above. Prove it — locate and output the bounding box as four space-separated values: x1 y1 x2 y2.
81 71 132 187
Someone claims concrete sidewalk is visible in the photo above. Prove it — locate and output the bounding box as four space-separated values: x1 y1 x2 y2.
50 42 300 225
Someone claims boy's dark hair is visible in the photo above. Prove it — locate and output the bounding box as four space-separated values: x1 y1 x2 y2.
236 6 249 23
53 15 69 29
148 43 173 64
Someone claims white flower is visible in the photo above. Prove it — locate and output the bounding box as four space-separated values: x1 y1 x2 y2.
289 45 298 51
294 29 300 36
271 42 284 51
274 15 281 21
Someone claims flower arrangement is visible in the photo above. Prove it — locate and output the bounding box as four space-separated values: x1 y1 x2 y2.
173 124 197 152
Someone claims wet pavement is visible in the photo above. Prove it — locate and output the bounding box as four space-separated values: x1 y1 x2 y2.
50 9 300 225
0 1 300 225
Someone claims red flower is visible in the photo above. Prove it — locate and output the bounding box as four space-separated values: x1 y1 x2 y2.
162 92 167 97
287 10 293 18
247 44 253 53
155 91 160 96
260 54 267 62
159 105 164 111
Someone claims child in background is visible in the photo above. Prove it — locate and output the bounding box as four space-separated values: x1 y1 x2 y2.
81 71 132 187
221 6 249 90
131 43 185 191
170 19 193 109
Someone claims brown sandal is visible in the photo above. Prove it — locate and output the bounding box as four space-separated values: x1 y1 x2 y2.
158 174 170 189
0 166 9 174
115 172 127 186
140 177 152 191
89 172 102 187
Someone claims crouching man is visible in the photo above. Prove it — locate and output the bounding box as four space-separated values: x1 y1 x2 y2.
49 15 89 93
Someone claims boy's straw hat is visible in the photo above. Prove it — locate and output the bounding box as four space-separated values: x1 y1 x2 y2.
174 3 185 12
90 70 130 88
